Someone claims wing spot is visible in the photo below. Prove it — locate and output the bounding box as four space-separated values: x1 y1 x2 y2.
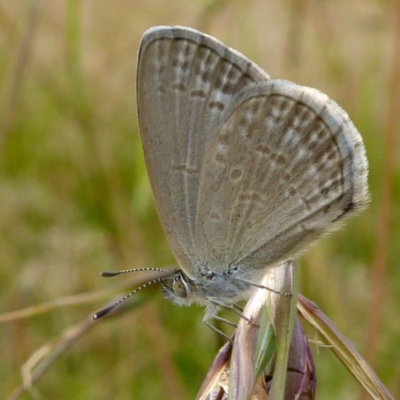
238 191 261 203
209 101 225 111
250 98 263 115
238 116 249 129
217 133 229 145
255 144 271 156
190 90 208 99
271 152 287 165
327 149 340 162
230 168 243 181
317 128 330 141
172 83 187 92
201 70 213 82
279 172 291 183
209 211 222 221
321 187 330 196
223 83 236 95
227 65 240 80
301 197 312 211
329 170 341 180
157 85 167 94
215 153 227 164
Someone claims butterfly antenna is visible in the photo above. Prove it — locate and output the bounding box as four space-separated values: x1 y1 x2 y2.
92 274 172 320
100 267 172 277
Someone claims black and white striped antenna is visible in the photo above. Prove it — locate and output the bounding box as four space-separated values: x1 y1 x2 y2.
92 268 173 320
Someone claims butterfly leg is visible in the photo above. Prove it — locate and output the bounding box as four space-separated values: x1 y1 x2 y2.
206 298 260 329
204 320 233 342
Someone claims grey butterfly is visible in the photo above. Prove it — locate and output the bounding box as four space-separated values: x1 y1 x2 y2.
94 26 368 323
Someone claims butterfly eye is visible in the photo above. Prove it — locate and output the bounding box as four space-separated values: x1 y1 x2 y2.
173 274 188 298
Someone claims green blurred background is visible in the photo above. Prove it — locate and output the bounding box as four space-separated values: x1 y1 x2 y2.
1 1 399 399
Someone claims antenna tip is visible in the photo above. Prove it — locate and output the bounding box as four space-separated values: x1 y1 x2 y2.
92 305 115 320
100 271 119 277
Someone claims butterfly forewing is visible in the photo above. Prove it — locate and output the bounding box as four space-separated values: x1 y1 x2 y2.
194 80 369 272
137 26 269 273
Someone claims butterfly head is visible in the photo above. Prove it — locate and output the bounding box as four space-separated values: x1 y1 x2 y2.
161 269 197 307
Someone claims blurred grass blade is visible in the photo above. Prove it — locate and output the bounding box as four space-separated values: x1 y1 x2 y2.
298 294 394 400
8 318 95 400
7 295 149 400
0 271 167 323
